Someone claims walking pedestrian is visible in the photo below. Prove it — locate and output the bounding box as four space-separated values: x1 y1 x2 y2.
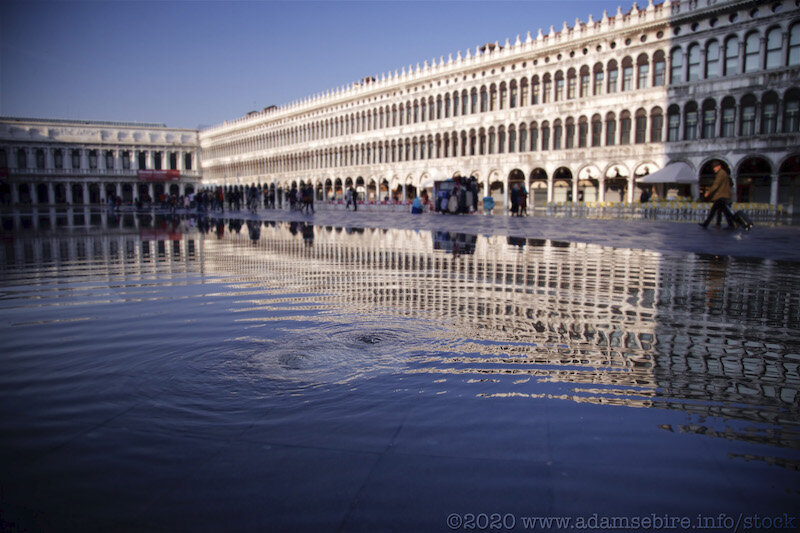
699 161 735 229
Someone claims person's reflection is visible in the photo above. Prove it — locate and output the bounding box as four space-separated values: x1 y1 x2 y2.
703 255 729 309
247 220 261 243
302 223 314 246
215 219 225 239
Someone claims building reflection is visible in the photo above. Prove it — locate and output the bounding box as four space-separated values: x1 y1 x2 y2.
2 211 798 453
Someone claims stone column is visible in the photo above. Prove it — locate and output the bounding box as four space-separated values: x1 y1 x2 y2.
80 149 89 170
47 183 55 205
503 176 509 212
46 147 55 170
66 183 73 204
402 183 407 203
83 183 90 204
599 177 606 202
147 150 154 169
547 176 554 203
133 182 140 202
572 178 579 204
11 183 20 205
115 182 122 199
98 150 106 171
770 174 779 206
627 176 635 203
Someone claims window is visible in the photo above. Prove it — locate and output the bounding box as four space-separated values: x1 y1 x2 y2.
605 113 616 146
635 110 647 143
541 122 550 150
565 119 575 149
499 128 507 154
591 115 602 147
620 111 632 144
497 86 505 110
791 24 800 66
607 62 618 93
76 150 84 169
530 123 539 151
520 80 529 106
36 149 45 169
594 70 604 95
687 43 701 81
653 51 666 86
784 90 800 132
567 72 577 99
765 28 782 69
670 48 684 84
542 76 551 103
480 87 488 112
471 90 478 114
580 71 590 98
531 78 539 105
744 32 760 72
553 122 562 150
519 127 528 151
761 93 778 134
453 93 459 116
702 101 716 138
510 82 518 108
721 99 736 137
706 41 720 78
684 103 698 140
578 118 588 148
509 128 516 153
54 149 63 169
444 95 450 118
667 106 681 141
637 63 649 89
740 96 756 135
650 108 663 142
555 76 564 101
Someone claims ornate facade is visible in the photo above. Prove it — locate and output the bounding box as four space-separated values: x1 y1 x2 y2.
0 118 201 205
200 0 800 211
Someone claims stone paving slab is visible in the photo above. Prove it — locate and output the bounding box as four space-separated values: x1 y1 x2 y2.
208 207 800 263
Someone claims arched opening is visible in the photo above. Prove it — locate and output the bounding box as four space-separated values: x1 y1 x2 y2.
553 167 573 202
71 184 84 204
54 183 67 204
36 183 49 204
379 179 389 202
736 157 772 203
604 166 628 203
18 184 32 204
88 184 101 204
778 155 800 212
699 159 732 199
122 184 134 203
355 176 366 202
529 168 548 207
169 184 179 196
489 176 504 210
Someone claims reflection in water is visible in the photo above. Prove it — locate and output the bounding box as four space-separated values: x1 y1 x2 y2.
2 211 799 464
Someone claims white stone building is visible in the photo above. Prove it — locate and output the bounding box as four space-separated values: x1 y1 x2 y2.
0 118 201 205
199 0 800 211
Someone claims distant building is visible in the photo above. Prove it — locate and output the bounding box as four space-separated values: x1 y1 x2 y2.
0 117 201 205
199 0 800 211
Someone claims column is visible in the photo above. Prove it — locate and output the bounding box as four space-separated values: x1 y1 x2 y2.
115 182 122 199
503 176 509 213
572 178 579 204
98 150 106 171
178 150 185 172
770 174 779 206
116 150 123 171
80 149 89 170
11 183 20 205
46 147 55 170
147 150 154 169
83 183 90 204
148 183 154 201
402 183 407 203
627 176 635 203
47 183 55 205
547 176 554 203
133 182 140 202
64 149 72 170
599 177 606 202
66 183 73 204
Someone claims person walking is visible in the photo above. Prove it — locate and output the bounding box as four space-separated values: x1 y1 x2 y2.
699 161 735 229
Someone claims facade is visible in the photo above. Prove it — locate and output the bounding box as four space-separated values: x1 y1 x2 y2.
0 117 201 206
200 0 800 211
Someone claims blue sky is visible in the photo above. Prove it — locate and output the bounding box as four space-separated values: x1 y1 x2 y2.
2 0 640 129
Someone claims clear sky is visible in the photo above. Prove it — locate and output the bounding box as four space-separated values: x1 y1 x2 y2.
1 0 642 130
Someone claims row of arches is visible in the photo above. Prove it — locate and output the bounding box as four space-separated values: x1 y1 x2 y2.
204 87 800 182
0 147 195 172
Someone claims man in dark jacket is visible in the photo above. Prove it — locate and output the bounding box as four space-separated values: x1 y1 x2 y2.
699 161 735 229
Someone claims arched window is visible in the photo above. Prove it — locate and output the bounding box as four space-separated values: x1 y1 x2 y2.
744 32 760 73
701 99 717 138
740 94 757 135
530 121 539 151
453 92 460 117
565 118 574 149
508 126 517 153
635 109 648 143
620 110 632 145
637 54 649 89
593 63 604 95
552 120 562 150
605 112 617 146
653 50 666 86
519 124 528 152
531 77 540 105
567 69 576 99
541 121 550 151
667 105 681 141
483 128 491 155
687 43 701 81
724 36 739 75
684 101 699 140
413 101 419 123
591 114 602 147
765 27 782 69
578 116 588 147
554 72 564 102
607 60 619 93
706 40 720 78
510 80 518 108
721 97 736 137
471 88 478 114
670 48 684 84
489 84 497 111
420 100 427 122
542 75 551 104
761 92 779 134
444 95 450 118
790 24 800 66
579 67 590 98
650 107 664 142
499 126 506 153
498 84 507 110
783 89 800 132
520 78 529 106
36 148 45 169
469 129 476 155
480 86 488 112
462 89 469 114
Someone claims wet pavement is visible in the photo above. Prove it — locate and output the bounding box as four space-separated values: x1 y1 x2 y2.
203 206 800 262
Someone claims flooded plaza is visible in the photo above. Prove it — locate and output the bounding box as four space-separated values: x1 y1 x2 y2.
1 209 799 532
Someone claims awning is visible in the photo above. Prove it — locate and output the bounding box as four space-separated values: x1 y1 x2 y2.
636 162 696 184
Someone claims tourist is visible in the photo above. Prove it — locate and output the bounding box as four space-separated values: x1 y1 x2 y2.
699 161 735 229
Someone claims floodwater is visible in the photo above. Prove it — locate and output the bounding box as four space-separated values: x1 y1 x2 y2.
1 210 799 532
